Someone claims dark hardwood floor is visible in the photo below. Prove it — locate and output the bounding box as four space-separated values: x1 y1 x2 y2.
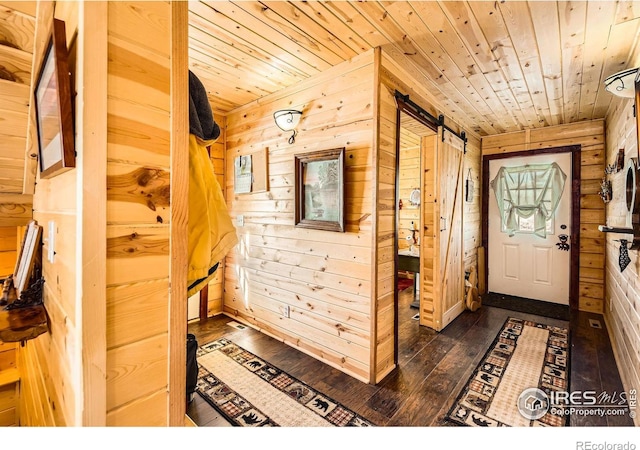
187 286 633 427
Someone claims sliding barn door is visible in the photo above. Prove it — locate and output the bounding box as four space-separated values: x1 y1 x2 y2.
432 131 465 331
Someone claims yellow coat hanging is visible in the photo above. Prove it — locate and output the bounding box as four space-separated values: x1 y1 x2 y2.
187 134 238 297
187 70 237 296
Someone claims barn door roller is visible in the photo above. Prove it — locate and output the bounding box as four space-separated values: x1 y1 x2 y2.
393 90 467 153
438 114 467 154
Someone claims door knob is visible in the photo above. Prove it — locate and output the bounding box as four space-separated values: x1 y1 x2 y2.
556 234 570 251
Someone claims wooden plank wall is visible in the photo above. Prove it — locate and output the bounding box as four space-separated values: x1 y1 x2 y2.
375 49 482 381
223 50 376 383
105 1 172 426
464 143 482 273
22 0 74 427
0 341 18 426
373 76 396 382
0 226 17 277
398 128 420 252
603 93 640 426
206 114 226 316
0 1 33 195
0 1 34 227
420 137 437 328
15 1 178 426
482 120 606 313
0 194 32 227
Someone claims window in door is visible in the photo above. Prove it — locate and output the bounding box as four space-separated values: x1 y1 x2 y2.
490 162 567 238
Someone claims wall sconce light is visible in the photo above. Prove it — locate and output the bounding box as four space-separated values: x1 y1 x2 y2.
604 68 639 98
274 109 302 144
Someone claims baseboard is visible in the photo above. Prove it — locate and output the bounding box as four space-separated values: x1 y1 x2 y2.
221 311 371 384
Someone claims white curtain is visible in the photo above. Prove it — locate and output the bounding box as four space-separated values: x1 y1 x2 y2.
490 162 566 238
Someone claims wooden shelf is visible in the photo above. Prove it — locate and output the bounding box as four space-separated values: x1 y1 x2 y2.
0 304 48 343
0 368 19 387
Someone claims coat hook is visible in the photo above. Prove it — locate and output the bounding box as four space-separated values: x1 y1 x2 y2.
614 239 633 249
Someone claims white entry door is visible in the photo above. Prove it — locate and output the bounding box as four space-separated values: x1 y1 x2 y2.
188 292 200 321
488 153 571 305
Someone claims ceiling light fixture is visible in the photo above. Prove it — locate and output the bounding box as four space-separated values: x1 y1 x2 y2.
604 67 639 98
274 109 302 144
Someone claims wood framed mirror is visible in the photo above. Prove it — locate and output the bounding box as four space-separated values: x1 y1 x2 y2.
636 71 640 161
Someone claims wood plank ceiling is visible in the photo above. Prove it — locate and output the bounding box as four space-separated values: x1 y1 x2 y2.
188 0 640 137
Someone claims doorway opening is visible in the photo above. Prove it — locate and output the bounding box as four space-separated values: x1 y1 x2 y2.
393 103 437 365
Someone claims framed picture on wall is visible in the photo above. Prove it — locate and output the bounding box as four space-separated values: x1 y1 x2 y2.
294 148 345 232
34 18 75 179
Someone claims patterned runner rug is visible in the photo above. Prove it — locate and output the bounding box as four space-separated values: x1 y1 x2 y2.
446 317 569 427
196 338 375 427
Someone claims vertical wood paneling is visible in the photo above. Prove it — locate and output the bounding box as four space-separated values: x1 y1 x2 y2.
224 50 375 383
435 135 466 330
463 138 482 273
482 120 606 313
77 0 107 426
421 137 437 324
604 92 640 426
373 49 394 382
23 0 75 427
106 1 171 425
169 0 188 426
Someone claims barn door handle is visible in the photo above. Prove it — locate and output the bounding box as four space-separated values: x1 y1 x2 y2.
440 217 447 231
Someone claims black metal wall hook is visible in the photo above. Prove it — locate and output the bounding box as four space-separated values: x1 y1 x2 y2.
614 239 634 249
